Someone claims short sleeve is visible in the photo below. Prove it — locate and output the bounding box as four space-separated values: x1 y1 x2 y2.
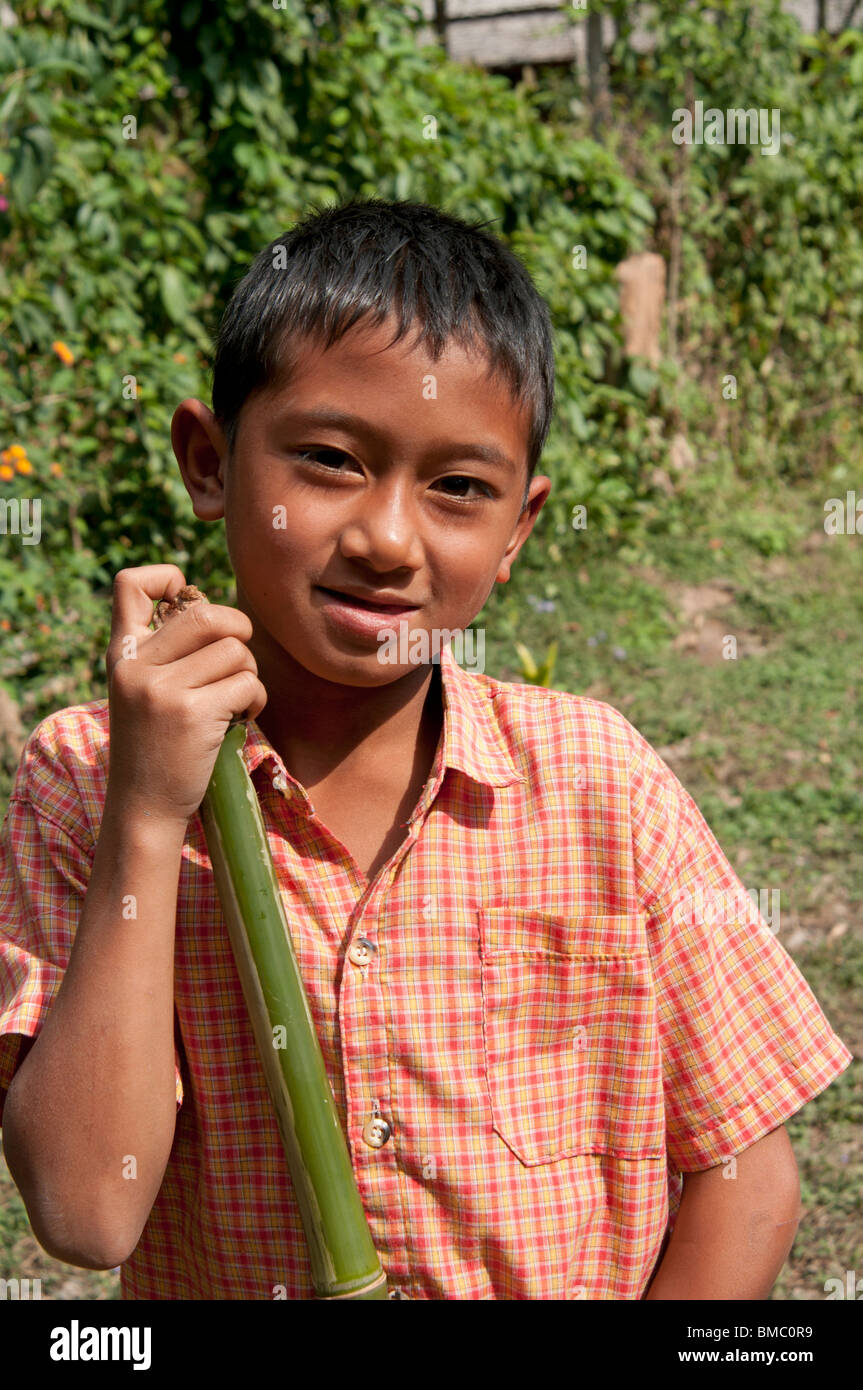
0 729 184 1121
628 728 854 1172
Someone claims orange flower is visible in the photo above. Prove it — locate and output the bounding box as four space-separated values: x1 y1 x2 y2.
50 462 63 478
8 444 26 459
15 456 33 475
0 619 10 631
0 449 13 465
39 623 51 635
52 340 75 366
173 352 187 364
0 465 13 481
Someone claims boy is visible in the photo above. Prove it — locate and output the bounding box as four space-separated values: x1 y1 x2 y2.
0 198 853 1300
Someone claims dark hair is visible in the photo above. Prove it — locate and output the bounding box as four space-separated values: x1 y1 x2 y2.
211 198 555 507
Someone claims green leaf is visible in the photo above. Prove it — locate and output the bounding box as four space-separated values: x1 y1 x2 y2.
12 301 52 346
627 189 655 222
628 362 658 397
50 283 78 335
157 266 190 324
0 83 21 126
10 125 54 203
64 3 117 33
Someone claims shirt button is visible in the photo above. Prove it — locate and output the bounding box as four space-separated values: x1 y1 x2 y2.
362 1115 392 1148
348 937 376 967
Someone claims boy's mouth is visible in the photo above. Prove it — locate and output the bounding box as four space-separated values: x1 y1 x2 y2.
315 586 420 615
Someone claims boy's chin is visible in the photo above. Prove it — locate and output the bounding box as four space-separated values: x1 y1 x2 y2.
288 645 441 688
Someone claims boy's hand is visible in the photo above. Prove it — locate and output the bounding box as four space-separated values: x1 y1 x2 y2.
104 564 267 827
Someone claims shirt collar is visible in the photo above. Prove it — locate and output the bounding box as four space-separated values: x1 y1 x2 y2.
237 642 525 792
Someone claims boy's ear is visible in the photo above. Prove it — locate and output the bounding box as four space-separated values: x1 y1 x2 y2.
171 399 229 521
495 474 552 584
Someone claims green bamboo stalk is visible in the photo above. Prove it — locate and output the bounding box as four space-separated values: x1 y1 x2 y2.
151 587 387 1298
199 722 388 1300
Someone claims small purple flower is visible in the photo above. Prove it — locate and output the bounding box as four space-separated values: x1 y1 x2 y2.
0 197 8 213
612 645 627 660
526 594 557 613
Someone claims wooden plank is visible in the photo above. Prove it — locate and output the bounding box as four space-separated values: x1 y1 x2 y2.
414 2 855 70
415 6 580 65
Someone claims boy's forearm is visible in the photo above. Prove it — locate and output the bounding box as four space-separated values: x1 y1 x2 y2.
2 796 185 1269
643 1126 802 1300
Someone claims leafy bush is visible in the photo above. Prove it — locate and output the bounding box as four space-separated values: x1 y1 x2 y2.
0 0 660 745
585 0 863 480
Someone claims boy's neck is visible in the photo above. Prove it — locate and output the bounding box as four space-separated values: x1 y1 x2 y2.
249 631 444 792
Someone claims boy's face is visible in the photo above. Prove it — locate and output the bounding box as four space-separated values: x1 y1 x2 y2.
174 314 550 688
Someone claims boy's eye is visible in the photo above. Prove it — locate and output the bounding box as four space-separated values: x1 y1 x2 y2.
293 447 351 470
434 475 493 501
293 449 492 500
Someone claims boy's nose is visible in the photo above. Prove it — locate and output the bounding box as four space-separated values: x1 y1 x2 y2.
337 482 425 572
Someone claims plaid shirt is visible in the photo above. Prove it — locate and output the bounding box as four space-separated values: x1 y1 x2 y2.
0 644 853 1299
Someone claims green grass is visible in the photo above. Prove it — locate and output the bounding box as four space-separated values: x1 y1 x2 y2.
1 467 859 1299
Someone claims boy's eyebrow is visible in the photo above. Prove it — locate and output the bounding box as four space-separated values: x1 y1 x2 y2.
273 406 518 474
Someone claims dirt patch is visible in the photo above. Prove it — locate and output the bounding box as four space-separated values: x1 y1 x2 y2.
629 572 775 665
666 580 772 664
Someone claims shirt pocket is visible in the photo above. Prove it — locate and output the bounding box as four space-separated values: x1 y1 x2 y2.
478 908 665 1165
